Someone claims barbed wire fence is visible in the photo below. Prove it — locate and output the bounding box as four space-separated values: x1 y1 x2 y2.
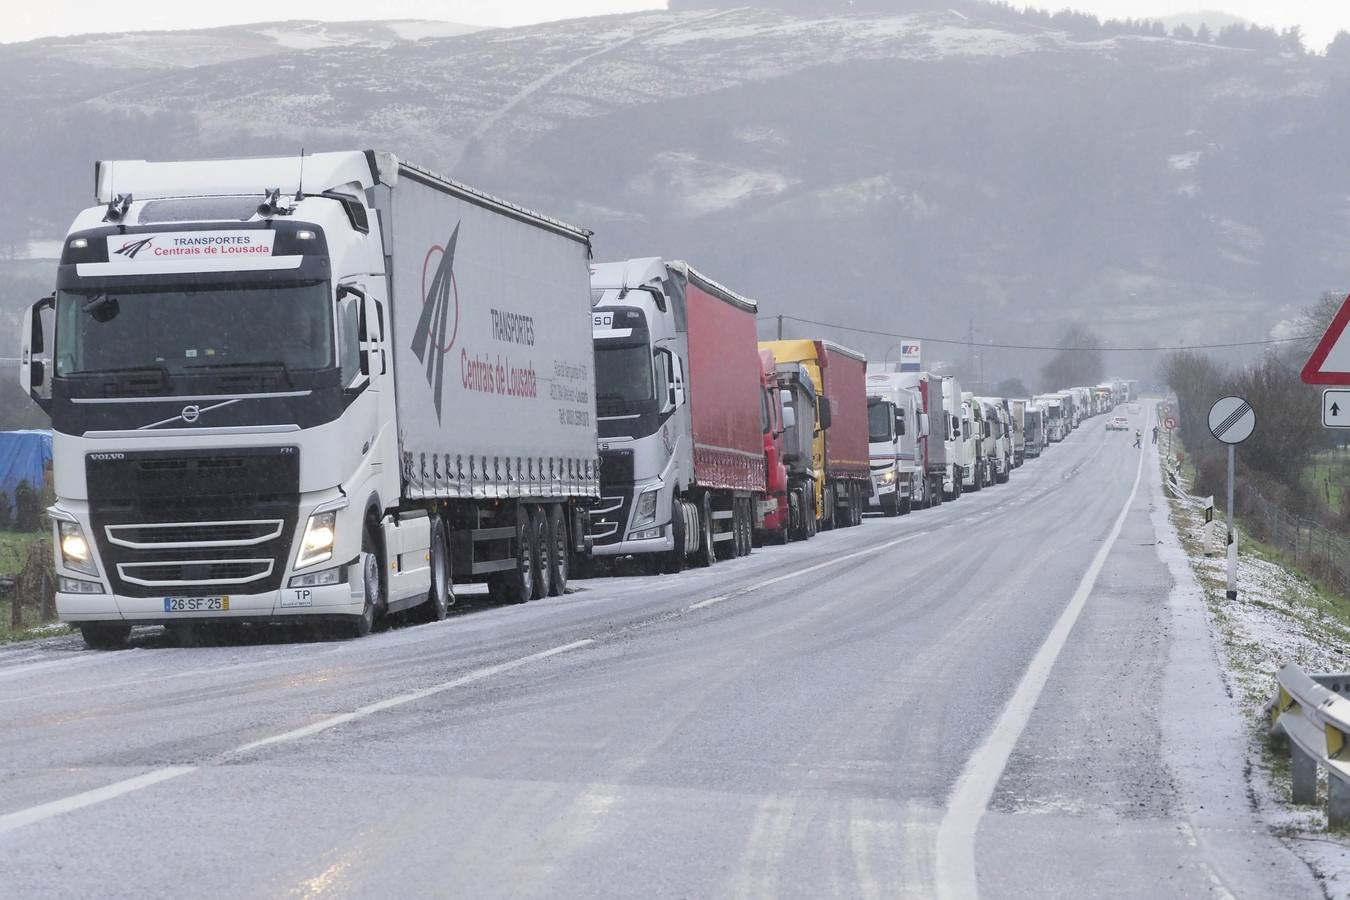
1242 488 1350 599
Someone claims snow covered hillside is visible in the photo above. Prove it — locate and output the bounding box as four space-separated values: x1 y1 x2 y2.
1 4 1347 369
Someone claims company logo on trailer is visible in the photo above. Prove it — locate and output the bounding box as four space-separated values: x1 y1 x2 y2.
411 222 461 421
114 237 155 259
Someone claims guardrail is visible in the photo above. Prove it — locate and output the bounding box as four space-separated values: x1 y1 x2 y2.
1266 662 1350 826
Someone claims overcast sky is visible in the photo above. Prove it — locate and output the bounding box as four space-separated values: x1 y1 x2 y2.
4 2 1348 50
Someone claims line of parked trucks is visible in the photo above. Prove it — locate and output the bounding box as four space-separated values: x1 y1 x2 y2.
15 150 1134 648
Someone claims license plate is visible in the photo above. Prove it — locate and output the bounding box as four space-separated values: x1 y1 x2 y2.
163 596 230 613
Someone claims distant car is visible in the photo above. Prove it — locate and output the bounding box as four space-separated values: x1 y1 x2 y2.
1106 416 1129 431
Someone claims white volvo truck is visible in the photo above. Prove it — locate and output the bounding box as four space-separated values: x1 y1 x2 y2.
18 151 599 647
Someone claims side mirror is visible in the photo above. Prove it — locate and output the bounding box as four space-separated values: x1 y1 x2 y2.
657 348 676 414
672 352 686 409
781 405 796 430
951 417 960 438
895 413 905 436
817 397 832 430
919 412 930 437
19 295 54 413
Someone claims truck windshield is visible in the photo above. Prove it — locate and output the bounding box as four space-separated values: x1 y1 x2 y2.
594 342 654 406
867 398 892 442
54 281 333 378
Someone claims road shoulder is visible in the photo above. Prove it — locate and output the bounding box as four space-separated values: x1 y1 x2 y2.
1162 457 1350 897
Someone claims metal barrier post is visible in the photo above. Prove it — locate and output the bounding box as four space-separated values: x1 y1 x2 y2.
1330 777 1350 827
1292 744 1318 805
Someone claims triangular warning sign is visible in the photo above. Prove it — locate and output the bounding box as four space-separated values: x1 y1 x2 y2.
1303 293 1350 385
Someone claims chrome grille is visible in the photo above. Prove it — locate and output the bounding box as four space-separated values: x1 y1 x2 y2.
106 520 284 549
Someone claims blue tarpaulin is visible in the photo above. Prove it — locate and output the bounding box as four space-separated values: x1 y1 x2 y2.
0 430 53 511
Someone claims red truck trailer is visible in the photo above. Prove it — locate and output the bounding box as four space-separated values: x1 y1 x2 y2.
818 341 871 528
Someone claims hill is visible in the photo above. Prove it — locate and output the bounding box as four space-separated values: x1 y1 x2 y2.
1 2 1347 402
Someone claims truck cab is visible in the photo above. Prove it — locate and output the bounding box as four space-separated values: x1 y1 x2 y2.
864 373 925 516
772 360 820 540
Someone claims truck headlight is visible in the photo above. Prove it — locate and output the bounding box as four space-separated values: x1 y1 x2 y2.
296 510 337 569
632 488 659 528
881 469 897 484
58 520 98 577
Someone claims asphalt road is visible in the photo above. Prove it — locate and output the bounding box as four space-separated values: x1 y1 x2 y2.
0 411 1320 898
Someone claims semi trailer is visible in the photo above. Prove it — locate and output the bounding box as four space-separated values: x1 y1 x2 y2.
590 258 768 571
1010 399 1027 466
19 151 600 647
893 371 953 504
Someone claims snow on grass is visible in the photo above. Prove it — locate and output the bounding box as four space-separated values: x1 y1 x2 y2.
1165 464 1350 887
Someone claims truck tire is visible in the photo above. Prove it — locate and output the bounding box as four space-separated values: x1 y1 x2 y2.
821 486 836 531
79 622 130 650
531 505 552 600
415 515 453 623
489 504 534 604
547 505 568 596
806 491 818 537
880 492 899 517
695 493 716 568
348 523 383 638
662 500 687 575
851 484 864 526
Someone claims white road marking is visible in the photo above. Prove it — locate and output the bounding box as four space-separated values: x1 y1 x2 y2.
229 638 595 755
0 766 197 835
0 639 595 834
687 532 930 611
934 410 1150 900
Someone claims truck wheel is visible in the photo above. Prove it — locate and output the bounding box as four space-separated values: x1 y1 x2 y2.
532 505 552 600
79 622 130 650
349 524 383 638
852 485 864 526
416 515 453 623
821 486 836 531
489 504 534 604
662 501 687 575
881 491 899 517
547 505 569 596
695 493 716 568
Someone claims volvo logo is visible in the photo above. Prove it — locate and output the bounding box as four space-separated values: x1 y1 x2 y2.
181 405 201 423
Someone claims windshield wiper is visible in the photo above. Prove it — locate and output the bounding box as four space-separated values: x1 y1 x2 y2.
78 364 170 379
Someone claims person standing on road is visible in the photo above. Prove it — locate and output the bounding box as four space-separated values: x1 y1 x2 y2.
1133 430 1142 448
1151 425 1159 445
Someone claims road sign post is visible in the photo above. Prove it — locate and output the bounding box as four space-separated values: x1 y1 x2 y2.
1208 396 1255 602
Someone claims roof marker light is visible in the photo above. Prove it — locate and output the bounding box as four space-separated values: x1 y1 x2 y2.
69 238 88 249
296 230 315 240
